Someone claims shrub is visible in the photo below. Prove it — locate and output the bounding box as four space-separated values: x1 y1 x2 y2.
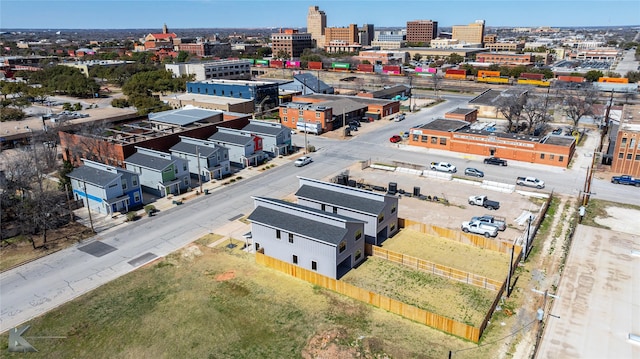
144 205 156 214
126 212 138 221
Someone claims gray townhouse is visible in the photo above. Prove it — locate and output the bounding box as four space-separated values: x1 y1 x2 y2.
67 159 143 215
208 127 266 168
248 197 366 279
242 119 292 157
295 177 399 245
124 147 191 197
170 136 231 182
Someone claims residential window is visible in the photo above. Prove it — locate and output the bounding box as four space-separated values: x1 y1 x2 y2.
550 154 555 160
630 138 636 148
321 204 326 211
333 207 338 214
391 205 396 214
540 153 545 159
355 250 362 260
440 138 447 145
355 230 362 241
276 230 281 240
292 255 298 264
627 154 632 160
621 137 627 145
288 233 294 243
174 167 178 174
559 156 563 162
339 241 346 253
619 153 624 159
121 181 127 190
311 261 317 271
134 191 140 203
431 136 437 144
378 214 384 223
183 163 187 171
183 177 188 186
390 223 396 232
636 154 640 161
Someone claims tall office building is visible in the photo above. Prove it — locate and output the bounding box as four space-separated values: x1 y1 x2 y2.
307 6 327 48
452 20 485 45
271 29 313 58
406 20 438 44
359 24 375 46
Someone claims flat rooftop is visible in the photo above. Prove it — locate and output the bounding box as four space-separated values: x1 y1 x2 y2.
447 108 477 115
162 93 252 105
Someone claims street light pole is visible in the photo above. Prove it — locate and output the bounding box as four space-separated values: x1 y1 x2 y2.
196 145 203 194
82 179 95 233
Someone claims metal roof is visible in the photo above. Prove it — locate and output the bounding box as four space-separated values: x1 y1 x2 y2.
294 73 333 93
68 166 120 188
148 107 221 126
295 185 386 215
416 118 470 132
170 141 221 157
317 98 368 116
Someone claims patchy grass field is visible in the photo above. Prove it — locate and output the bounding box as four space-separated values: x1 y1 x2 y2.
0 242 505 359
341 257 496 326
382 229 511 280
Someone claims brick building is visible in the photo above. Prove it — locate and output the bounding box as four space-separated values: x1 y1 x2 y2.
610 104 640 176
406 20 438 44
307 6 327 48
271 29 313 58
475 52 535 66
408 119 575 168
444 108 478 123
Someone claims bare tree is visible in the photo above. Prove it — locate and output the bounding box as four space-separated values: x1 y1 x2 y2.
496 91 527 133
521 96 549 135
430 73 442 99
561 88 599 131
60 120 118 166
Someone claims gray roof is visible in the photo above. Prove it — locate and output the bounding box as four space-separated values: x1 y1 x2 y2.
298 93 397 106
371 85 410 99
170 141 220 157
148 107 220 126
448 107 477 115
294 73 333 93
317 98 367 116
209 131 253 146
242 122 285 136
416 119 470 132
295 185 386 215
125 152 173 171
248 199 359 246
68 166 120 187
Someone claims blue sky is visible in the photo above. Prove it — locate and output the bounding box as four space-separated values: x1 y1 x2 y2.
1 0 639 29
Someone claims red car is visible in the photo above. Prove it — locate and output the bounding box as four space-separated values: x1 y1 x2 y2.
389 135 402 143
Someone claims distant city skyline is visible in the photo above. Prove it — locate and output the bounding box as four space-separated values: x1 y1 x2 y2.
1 0 639 30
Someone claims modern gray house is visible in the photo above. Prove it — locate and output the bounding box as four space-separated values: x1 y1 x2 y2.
208 127 266 167
67 159 143 215
124 147 191 197
170 136 231 181
241 119 292 157
295 177 399 245
248 196 366 279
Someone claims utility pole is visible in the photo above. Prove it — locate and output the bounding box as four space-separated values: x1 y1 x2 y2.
65 183 74 222
82 179 95 233
196 145 203 194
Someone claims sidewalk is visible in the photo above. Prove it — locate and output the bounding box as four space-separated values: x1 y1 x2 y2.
73 154 295 234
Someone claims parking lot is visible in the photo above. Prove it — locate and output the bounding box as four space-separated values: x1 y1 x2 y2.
336 162 543 243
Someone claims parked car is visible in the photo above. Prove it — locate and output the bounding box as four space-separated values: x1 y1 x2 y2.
402 131 410 139
394 113 406 122
294 156 313 167
468 195 500 210
611 175 640 186
464 167 484 178
461 221 498 238
348 120 361 127
551 128 563 135
484 157 508 166
516 176 545 189
389 135 402 143
430 162 457 173
471 215 506 231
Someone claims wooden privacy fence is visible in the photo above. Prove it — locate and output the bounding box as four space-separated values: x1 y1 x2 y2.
399 218 520 255
366 244 503 291
256 251 482 343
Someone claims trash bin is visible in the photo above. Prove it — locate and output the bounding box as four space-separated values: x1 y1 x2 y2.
204 189 210 195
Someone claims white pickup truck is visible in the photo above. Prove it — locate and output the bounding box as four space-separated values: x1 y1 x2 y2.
516 176 545 189
461 220 498 238
430 162 457 173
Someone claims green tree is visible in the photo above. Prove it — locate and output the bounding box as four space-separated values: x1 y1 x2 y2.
413 53 423 62
0 107 25 121
584 70 604 82
256 47 272 58
176 50 190 63
447 53 464 64
275 50 290 60
626 71 640 83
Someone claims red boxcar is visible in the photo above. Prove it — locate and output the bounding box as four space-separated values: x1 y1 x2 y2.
307 61 323 70
357 64 374 72
269 60 284 68
520 73 544 80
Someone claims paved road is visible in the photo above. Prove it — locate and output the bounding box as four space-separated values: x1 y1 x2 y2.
2 94 639 332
